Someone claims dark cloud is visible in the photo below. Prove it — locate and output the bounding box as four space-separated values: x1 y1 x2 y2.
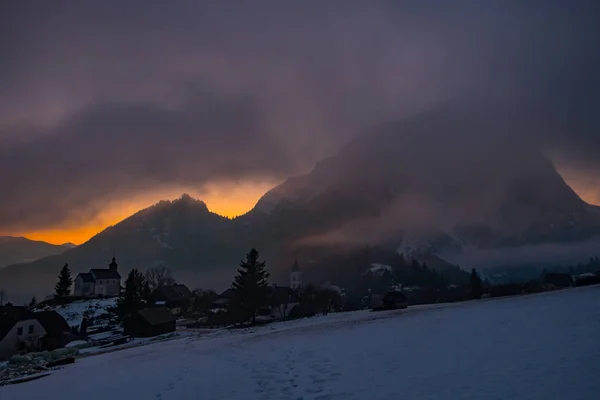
0 91 291 229
0 0 599 231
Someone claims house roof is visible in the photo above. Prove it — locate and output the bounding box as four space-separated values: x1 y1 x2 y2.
90 269 121 280
77 272 95 283
34 311 71 336
152 284 193 302
219 288 236 299
212 289 236 306
270 286 299 305
0 306 35 342
134 307 177 326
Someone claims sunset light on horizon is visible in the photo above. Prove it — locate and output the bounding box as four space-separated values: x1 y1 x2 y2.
6 176 599 246
6 180 279 245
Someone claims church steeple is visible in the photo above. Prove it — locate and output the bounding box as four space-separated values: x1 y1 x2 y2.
290 255 302 290
109 256 118 272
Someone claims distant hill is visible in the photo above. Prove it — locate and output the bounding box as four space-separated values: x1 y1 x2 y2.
0 195 244 302
0 236 74 269
4 107 600 301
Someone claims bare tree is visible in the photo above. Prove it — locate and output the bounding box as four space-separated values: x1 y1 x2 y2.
145 265 175 291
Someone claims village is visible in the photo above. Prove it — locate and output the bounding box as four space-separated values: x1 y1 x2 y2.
1 248 599 386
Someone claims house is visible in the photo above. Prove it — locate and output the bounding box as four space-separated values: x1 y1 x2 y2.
149 284 193 315
270 286 300 320
123 307 177 337
382 289 409 310
74 257 122 297
206 289 240 326
0 306 72 359
210 288 235 310
543 273 573 289
0 306 44 359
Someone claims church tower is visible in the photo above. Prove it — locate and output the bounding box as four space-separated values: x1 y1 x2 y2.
109 256 118 272
290 256 303 290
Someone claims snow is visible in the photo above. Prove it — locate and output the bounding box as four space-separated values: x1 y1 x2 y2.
36 298 117 327
4 286 600 400
65 340 88 348
368 263 392 275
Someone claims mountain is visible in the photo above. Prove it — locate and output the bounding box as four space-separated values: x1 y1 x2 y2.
250 107 600 256
0 236 74 269
3 107 600 301
0 195 244 302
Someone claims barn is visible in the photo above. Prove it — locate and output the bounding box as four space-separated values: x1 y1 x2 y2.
124 307 177 337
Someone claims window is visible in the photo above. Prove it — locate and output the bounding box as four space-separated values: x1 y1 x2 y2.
28 325 34 334
17 326 23 335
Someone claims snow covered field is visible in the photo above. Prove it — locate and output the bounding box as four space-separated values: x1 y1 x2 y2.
36 297 117 327
3 286 600 400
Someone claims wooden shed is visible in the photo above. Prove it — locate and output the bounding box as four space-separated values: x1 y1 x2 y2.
124 307 177 337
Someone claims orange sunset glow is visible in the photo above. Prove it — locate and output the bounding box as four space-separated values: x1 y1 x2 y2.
12 176 599 246
13 180 280 245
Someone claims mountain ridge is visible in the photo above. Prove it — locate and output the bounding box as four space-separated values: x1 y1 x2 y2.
0 236 74 269
3 108 600 301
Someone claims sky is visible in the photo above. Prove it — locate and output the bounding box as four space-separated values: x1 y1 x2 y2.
1 1 599 245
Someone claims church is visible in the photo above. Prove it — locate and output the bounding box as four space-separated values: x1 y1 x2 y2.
74 257 122 297
290 257 303 290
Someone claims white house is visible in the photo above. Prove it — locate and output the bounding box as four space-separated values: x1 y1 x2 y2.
74 257 121 297
0 306 46 360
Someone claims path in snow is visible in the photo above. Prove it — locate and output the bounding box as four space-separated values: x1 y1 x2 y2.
3 286 600 400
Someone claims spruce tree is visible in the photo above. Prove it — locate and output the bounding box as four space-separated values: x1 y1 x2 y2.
54 263 73 299
232 248 270 325
27 296 37 310
115 269 146 319
470 268 483 299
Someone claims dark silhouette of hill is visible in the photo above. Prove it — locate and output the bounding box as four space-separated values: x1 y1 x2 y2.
0 236 73 269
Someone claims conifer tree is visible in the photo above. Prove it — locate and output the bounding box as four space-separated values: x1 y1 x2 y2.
27 296 37 310
470 268 483 299
115 269 146 318
54 263 73 299
232 248 270 325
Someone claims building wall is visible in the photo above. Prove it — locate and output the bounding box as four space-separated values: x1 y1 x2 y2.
94 279 120 296
74 277 94 296
0 318 47 360
291 272 303 290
